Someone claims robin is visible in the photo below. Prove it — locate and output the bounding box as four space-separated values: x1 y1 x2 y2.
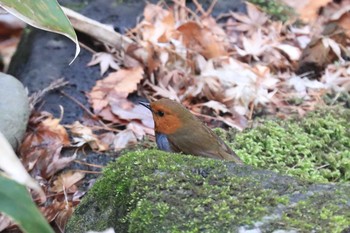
140 98 243 164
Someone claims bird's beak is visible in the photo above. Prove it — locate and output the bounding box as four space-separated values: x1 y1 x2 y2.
139 101 151 111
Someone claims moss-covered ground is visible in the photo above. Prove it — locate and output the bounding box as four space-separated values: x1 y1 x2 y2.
229 106 350 183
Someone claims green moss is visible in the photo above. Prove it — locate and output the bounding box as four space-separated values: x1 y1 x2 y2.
279 191 350 232
103 151 279 232
229 106 350 183
248 0 294 21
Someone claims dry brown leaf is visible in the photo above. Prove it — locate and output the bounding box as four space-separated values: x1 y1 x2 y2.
90 66 144 100
124 42 161 73
42 145 76 179
141 3 176 43
87 52 120 76
91 120 153 151
281 0 332 22
219 115 248 131
112 129 138 151
98 132 116 147
108 67 144 97
30 114 70 146
337 12 350 37
55 204 74 233
177 21 228 59
297 23 347 78
322 64 350 92
50 171 85 193
40 199 71 224
316 0 350 22
124 43 149 68
43 117 69 143
88 66 144 122
235 30 270 59
147 81 181 101
198 100 230 114
230 2 268 35
20 112 70 174
195 58 278 116
274 44 301 61
68 121 109 151
127 121 154 139
201 16 228 43
109 99 153 127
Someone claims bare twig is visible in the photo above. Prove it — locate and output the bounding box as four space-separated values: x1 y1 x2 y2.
29 78 69 111
192 0 206 16
71 170 102 174
206 0 218 17
172 0 199 20
73 160 104 168
59 90 96 120
78 41 97 54
59 90 119 132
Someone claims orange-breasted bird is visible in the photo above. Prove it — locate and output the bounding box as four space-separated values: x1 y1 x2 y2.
140 98 243 164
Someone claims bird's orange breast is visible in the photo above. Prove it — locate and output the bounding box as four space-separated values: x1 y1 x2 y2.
154 114 183 135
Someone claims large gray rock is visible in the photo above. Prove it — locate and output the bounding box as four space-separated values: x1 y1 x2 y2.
66 150 350 233
0 73 29 149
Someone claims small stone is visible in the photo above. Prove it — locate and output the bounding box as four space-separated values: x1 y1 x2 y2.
0 73 30 149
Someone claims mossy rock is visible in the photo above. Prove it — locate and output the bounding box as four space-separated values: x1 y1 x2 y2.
66 150 350 233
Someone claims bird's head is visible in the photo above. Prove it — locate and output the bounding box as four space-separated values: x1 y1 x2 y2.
140 98 195 135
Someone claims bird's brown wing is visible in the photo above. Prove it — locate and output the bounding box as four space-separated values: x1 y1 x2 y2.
168 122 243 164
200 124 243 164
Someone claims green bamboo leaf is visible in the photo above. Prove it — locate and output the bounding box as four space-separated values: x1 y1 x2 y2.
0 0 80 64
0 175 54 233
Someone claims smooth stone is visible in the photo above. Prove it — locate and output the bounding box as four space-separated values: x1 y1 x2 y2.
0 73 30 149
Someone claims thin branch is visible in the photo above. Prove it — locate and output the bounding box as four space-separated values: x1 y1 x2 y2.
73 160 104 168
71 170 102 174
29 78 69 111
206 0 218 17
59 90 96 120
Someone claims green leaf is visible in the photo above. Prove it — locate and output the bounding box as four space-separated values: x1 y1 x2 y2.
0 0 80 64
0 175 54 233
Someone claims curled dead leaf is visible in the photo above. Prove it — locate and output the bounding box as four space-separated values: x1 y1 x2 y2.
177 21 228 59
68 121 109 151
50 171 85 193
112 129 138 151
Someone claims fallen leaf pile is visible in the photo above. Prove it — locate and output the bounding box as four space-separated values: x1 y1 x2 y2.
87 0 350 141
7 111 85 232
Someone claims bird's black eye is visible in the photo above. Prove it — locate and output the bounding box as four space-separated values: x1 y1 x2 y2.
157 110 164 117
